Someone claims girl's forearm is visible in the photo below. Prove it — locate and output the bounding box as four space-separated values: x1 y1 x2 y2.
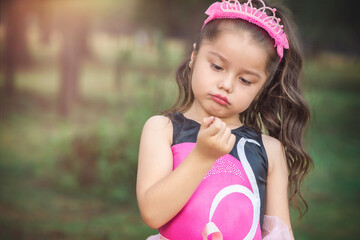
139 149 215 229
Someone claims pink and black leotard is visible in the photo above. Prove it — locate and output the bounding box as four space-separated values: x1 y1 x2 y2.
156 112 268 240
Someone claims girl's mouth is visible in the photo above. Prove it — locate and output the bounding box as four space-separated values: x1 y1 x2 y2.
211 94 230 106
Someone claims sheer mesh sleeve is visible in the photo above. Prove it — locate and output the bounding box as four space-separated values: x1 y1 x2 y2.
262 215 293 240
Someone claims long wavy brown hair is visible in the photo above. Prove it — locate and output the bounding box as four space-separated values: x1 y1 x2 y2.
163 0 313 218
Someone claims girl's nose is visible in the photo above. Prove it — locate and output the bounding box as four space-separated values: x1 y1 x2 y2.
217 74 234 93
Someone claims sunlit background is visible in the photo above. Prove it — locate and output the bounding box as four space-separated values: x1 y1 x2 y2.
0 0 359 239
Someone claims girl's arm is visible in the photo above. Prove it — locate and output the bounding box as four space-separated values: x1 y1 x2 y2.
137 115 235 229
262 134 295 239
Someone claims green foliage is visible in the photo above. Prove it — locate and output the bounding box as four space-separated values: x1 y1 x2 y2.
0 33 182 238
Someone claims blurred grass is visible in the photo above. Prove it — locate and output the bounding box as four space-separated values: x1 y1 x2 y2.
0 32 360 240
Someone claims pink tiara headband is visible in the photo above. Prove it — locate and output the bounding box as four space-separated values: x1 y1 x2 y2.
202 0 289 61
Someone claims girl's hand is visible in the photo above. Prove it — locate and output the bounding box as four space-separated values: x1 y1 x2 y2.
194 116 236 161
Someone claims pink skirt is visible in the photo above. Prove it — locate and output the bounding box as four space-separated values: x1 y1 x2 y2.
146 215 292 240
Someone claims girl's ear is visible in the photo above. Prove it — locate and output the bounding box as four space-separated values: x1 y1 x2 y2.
190 51 195 63
190 43 197 67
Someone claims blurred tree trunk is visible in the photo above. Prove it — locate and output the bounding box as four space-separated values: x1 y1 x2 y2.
58 34 80 116
2 0 31 95
36 0 52 45
58 12 91 117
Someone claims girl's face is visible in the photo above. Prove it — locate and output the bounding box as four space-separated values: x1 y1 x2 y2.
189 30 269 123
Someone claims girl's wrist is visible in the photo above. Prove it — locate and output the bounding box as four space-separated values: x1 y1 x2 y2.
191 146 218 167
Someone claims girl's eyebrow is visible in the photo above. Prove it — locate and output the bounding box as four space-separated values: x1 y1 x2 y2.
242 69 262 80
208 51 229 64
208 51 262 80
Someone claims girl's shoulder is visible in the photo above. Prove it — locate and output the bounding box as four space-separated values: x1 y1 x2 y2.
144 115 172 127
142 115 173 145
261 134 282 150
261 134 287 175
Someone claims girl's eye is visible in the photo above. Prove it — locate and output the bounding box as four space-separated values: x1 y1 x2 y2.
211 63 223 71
240 77 251 85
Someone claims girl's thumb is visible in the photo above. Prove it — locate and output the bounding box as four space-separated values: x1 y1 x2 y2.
201 116 215 129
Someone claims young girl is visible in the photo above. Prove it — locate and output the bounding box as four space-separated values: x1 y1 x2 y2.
137 0 312 239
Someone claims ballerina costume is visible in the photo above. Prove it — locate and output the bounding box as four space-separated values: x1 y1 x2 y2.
145 113 292 240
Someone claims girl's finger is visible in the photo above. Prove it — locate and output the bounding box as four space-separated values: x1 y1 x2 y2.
216 122 227 139
220 126 231 142
200 116 215 130
206 117 223 136
226 134 236 150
